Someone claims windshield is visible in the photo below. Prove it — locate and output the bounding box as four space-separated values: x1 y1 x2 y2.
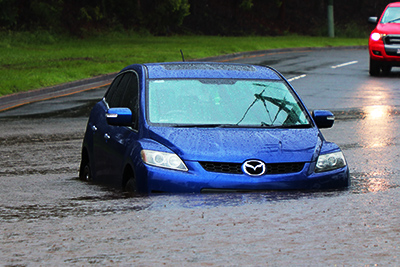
381 7 400 23
147 79 311 127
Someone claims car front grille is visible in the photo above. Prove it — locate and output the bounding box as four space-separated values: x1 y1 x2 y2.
384 35 400 56
384 35 400 45
199 161 305 175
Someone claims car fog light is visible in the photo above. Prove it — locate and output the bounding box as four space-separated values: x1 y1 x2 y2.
141 150 188 171
315 151 346 173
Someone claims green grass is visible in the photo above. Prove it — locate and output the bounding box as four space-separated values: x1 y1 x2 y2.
0 31 367 96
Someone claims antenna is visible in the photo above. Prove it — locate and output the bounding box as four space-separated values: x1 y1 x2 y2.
180 49 185 62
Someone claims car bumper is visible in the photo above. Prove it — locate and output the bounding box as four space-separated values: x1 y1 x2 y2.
369 43 400 64
144 162 350 193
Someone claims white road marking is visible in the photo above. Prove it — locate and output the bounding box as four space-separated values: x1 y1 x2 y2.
288 74 306 82
331 61 358 69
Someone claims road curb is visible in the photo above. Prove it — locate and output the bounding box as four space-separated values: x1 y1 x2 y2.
197 45 367 62
0 46 367 112
0 73 117 112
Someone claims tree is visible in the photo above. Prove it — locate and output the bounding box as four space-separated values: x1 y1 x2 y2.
0 0 393 36
141 0 190 35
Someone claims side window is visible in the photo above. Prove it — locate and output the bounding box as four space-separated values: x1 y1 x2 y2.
105 71 140 130
104 75 123 105
107 73 132 108
121 72 139 129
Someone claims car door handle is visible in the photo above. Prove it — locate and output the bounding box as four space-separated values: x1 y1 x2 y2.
104 133 110 140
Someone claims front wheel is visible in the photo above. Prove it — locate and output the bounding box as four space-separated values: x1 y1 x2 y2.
79 158 92 182
369 58 381 76
382 65 392 75
123 169 137 193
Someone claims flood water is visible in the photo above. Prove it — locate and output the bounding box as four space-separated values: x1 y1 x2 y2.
1 102 400 265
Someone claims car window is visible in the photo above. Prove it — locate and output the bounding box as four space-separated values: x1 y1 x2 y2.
121 72 139 129
381 7 400 23
104 71 139 129
147 79 311 127
104 74 123 105
107 73 131 108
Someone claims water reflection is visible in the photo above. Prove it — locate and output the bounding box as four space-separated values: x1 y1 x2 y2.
145 189 348 210
349 105 399 195
2 175 397 223
364 177 391 192
364 105 389 119
358 105 394 148
351 172 398 194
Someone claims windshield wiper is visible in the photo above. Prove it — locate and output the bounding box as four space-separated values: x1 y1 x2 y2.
261 123 312 129
387 17 400 23
171 123 312 129
175 124 238 128
279 124 312 129
237 89 273 124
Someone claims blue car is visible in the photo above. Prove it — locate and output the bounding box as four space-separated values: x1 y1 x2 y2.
79 62 350 193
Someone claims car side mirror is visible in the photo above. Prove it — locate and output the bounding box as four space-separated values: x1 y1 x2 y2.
106 107 133 126
312 110 335 129
368 16 378 24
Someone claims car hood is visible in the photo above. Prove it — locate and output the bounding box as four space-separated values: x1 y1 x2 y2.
376 23 400 34
147 126 322 163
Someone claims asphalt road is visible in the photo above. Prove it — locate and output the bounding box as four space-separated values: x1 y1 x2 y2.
1 47 400 265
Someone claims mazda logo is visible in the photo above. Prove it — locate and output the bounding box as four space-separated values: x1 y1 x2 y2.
242 160 266 176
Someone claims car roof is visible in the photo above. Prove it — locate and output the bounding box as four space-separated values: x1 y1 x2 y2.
388 2 400 7
123 62 282 80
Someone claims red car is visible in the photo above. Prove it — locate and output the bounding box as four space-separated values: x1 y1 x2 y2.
368 2 400 76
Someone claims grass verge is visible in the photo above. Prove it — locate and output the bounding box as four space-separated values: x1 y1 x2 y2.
0 32 367 96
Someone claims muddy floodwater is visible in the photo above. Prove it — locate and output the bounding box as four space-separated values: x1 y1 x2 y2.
1 108 400 266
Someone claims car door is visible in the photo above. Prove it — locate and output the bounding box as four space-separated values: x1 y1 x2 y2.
94 71 140 184
91 74 123 181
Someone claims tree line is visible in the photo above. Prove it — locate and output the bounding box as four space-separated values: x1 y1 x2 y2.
0 0 392 36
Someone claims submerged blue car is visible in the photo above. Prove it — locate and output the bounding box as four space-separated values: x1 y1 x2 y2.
79 62 350 193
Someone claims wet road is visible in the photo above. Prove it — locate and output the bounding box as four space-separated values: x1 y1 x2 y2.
1 47 400 265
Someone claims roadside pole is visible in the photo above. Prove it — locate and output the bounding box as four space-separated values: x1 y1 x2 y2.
328 0 335 37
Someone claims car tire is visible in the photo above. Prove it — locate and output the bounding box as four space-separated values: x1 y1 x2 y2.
124 170 137 193
79 159 92 182
382 65 392 75
369 58 381 76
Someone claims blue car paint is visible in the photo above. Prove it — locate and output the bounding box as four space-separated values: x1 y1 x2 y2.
145 163 349 193
147 126 319 163
136 127 348 192
124 63 281 80
80 62 350 193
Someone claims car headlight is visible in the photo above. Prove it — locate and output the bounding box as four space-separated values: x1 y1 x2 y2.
315 151 347 173
370 32 385 41
141 150 188 171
